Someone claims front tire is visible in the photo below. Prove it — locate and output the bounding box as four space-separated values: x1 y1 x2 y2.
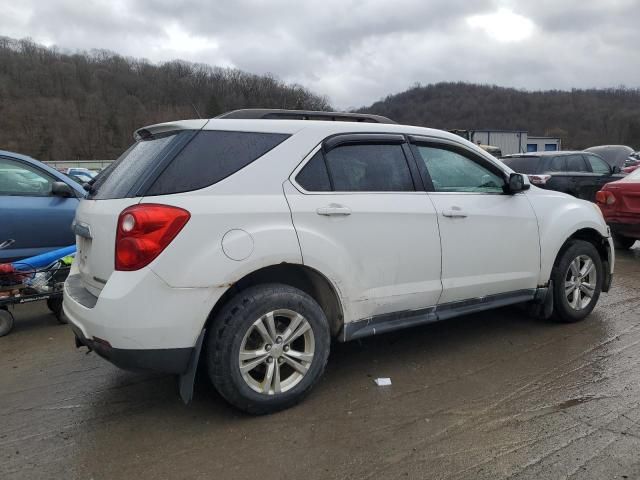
207 284 330 414
551 240 603 323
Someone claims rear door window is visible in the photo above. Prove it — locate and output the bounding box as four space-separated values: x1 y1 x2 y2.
324 143 414 192
566 155 589 172
501 156 540 174
548 156 566 172
295 151 332 191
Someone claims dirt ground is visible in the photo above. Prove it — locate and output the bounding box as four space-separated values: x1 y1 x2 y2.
2 247 640 480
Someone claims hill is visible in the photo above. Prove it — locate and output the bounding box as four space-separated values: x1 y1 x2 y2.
359 82 640 150
0 37 330 160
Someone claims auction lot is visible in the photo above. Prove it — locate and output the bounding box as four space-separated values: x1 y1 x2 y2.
1 248 639 480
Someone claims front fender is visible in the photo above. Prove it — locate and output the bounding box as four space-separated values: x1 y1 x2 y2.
527 188 611 284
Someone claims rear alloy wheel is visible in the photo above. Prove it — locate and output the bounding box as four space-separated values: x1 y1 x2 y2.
0 308 15 337
613 234 636 250
239 309 315 395
551 240 603 323
208 284 330 414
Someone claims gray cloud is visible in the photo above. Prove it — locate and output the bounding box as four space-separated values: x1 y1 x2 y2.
1 0 639 108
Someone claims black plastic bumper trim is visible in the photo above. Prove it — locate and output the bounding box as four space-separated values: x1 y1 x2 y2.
71 323 192 375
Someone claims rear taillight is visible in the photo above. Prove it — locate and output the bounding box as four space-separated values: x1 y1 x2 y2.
115 204 190 271
595 190 616 206
527 174 551 185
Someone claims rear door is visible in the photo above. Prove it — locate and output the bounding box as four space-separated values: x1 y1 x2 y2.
563 154 593 200
409 138 540 304
285 134 442 322
583 153 616 200
0 156 78 262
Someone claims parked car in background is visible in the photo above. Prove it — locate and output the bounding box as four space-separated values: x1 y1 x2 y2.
501 151 623 202
64 167 97 178
66 172 94 185
479 144 502 157
584 145 635 169
623 164 639 174
0 150 85 263
596 167 640 249
64 109 614 414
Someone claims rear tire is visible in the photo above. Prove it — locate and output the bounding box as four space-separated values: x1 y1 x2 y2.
551 240 602 323
613 234 636 250
207 283 330 414
0 308 15 337
46 298 67 324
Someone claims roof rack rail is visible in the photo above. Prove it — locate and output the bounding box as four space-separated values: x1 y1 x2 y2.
215 109 396 124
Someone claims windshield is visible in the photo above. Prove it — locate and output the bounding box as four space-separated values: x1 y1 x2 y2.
501 156 541 174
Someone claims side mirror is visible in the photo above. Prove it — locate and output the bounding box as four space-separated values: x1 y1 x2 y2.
507 173 530 194
51 181 74 198
612 165 621 174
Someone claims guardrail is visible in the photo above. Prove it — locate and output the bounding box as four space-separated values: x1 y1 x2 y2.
44 160 114 170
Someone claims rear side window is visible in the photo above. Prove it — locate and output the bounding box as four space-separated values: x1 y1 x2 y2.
324 144 414 192
147 131 290 195
296 151 331 191
548 156 565 172
501 156 540 174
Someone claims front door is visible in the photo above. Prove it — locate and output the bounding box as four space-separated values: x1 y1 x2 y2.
284 136 442 323
409 140 541 304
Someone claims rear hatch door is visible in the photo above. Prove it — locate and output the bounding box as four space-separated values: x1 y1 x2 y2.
75 122 206 296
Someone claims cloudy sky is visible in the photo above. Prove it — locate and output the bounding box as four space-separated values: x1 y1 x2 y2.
1 0 639 108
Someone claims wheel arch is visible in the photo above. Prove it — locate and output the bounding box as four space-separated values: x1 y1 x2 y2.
550 227 613 292
204 263 344 337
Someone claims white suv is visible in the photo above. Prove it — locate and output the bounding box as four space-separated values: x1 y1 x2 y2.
64 109 614 414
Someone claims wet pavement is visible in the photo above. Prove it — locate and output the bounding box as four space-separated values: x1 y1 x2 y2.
2 248 640 480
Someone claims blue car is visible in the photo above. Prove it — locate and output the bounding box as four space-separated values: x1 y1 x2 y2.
0 150 86 263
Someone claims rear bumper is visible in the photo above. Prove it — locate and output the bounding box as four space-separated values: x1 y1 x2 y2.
63 265 223 372
71 322 192 374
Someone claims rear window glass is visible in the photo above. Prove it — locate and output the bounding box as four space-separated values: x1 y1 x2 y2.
324 143 414 192
146 131 290 195
90 133 178 200
501 156 540 174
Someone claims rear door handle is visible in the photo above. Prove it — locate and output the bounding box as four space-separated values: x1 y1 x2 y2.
316 204 352 216
442 207 467 218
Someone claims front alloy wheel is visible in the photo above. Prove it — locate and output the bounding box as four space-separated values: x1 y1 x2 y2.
564 255 597 310
552 240 603 323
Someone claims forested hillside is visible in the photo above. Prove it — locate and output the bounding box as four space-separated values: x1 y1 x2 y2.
0 37 330 160
360 82 640 149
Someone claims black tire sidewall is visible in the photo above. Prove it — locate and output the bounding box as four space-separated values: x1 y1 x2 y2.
552 240 603 322
208 284 330 413
613 234 635 250
0 309 14 337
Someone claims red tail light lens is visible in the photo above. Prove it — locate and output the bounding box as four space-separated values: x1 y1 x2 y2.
595 190 616 206
115 204 190 271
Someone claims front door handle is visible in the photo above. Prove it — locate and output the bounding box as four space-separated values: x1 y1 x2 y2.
442 207 467 218
316 204 352 216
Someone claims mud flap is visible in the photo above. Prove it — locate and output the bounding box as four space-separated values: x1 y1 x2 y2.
179 329 205 405
533 282 554 319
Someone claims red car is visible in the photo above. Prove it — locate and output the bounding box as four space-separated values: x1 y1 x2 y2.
596 168 640 249
623 164 639 174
